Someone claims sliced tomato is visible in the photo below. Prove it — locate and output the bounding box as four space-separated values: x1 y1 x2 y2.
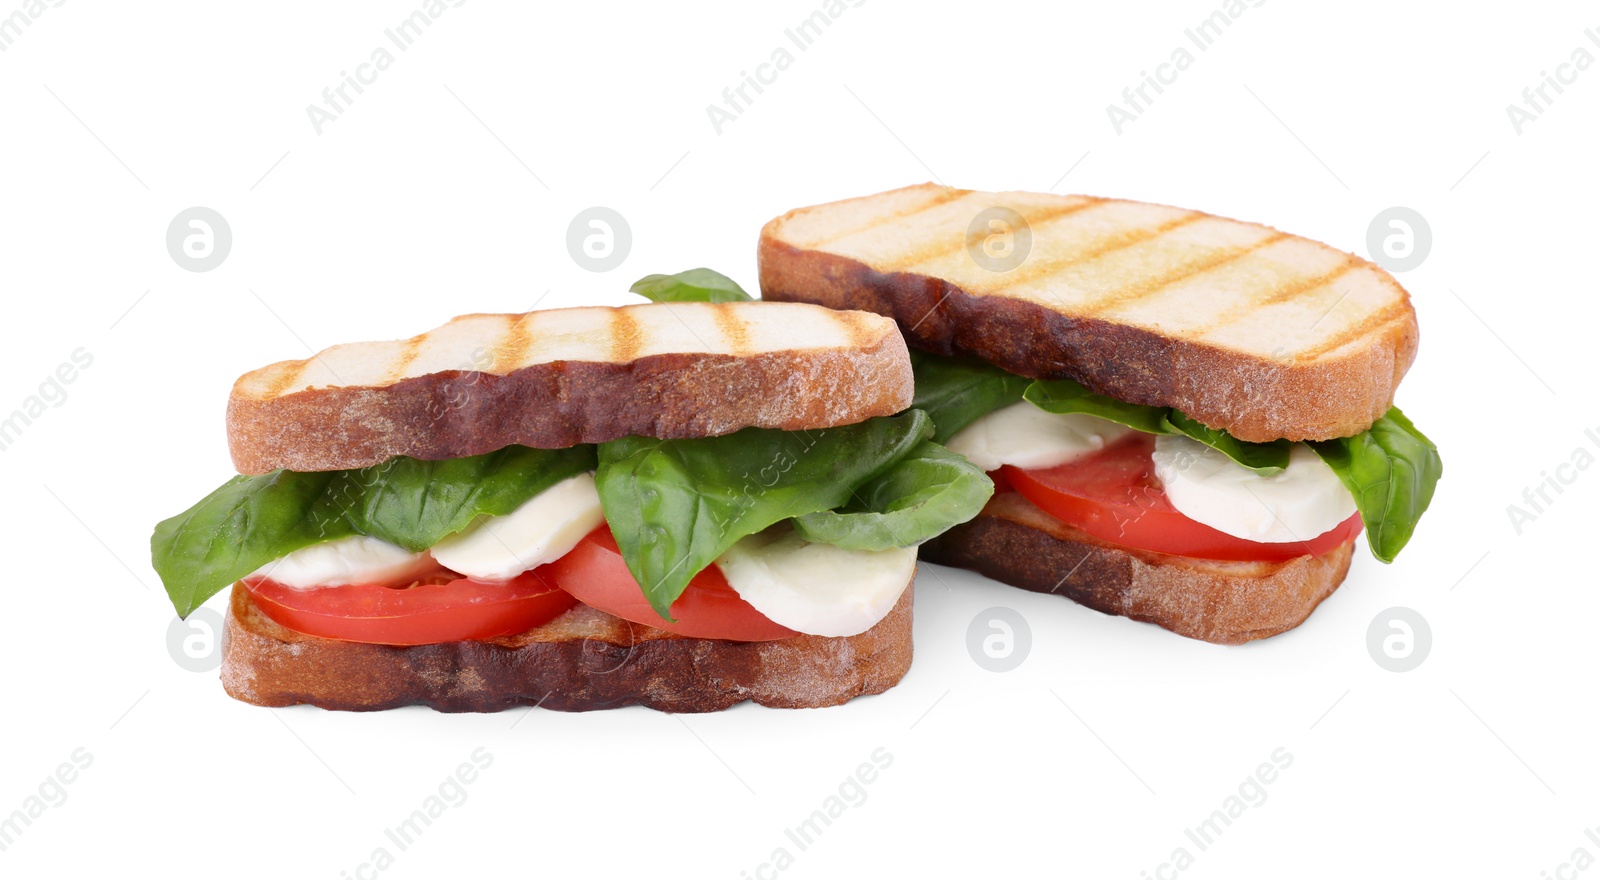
244 569 578 646
1000 433 1363 562
539 526 796 641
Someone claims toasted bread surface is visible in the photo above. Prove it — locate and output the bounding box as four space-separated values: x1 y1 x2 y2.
759 183 1418 442
221 580 914 712
921 491 1353 644
228 301 912 474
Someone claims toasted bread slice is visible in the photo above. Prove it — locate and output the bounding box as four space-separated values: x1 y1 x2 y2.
922 491 1353 644
221 580 914 712
228 301 912 474
759 183 1418 442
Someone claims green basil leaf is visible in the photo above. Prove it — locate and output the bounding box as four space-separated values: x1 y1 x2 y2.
790 440 993 550
909 350 1033 443
353 446 597 550
1163 410 1290 475
594 411 934 620
629 267 753 303
991 371 1288 475
1308 407 1441 563
152 471 358 618
151 446 597 618
1023 377 1175 435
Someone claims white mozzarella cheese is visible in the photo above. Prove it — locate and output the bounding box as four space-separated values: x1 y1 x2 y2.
1151 435 1358 544
714 529 916 637
429 472 604 581
249 536 436 590
944 402 1135 471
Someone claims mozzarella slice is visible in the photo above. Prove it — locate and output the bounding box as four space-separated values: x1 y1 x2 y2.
714 529 916 637
430 472 604 581
249 536 436 590
945 402 1134 471
1151 435 1358 544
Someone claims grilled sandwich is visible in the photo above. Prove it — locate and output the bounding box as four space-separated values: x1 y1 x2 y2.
152 280 993 711
759 184 1441 644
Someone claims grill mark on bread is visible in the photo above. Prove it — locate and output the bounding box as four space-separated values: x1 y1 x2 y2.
609 308 644 361
1300 301 1411 360
1252 258 1360 309
1063 211 1203 265
808 187 969 248
835 309 877 349
1193 259 1361 345
264 363 305 398
1083 231 1290 316
389 334 428 382
494 314 536 373
1012 213 1204 308
880 197 1104 272
712 303 751 355
913 205 1171 293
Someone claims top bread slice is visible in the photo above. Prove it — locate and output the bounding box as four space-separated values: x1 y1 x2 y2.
758 183 1418 442
228 301 912 474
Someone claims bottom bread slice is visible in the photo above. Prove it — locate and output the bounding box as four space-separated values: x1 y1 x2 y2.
921 492 1353 645
222 580 913 713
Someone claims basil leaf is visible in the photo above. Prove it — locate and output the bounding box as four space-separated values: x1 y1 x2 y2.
594 411 934 619
791 440 993 550
910 351 1033 443
152 471 359 618
1023 377 1175 435
151 446 597 617
1309 407 1441 563
629 268 753 303
915 356 1290 474
353 446 597 550
1164 410 1290 475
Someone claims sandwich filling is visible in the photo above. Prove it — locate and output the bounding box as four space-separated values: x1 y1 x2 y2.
154 408 990 646
914 352 1441 564
152 270 993 646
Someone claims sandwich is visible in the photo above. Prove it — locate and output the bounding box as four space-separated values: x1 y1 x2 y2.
757 184 1441 644
150 270 992 711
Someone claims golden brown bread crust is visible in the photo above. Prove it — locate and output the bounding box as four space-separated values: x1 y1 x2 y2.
227 316 913 474
220 581 914 712
921 492 1352 644
757 190 1418 442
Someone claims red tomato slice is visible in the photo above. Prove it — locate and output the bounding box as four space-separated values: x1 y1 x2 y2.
1001 433 1363 562
539 526 797 642
245 568 578 646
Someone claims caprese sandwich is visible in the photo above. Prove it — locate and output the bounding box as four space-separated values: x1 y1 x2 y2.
150 270 991 711
759 184 1442 643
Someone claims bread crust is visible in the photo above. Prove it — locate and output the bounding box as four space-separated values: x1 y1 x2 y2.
227 313 913 475
757 188 1418 442
921 492 1352 644
220 580 914 712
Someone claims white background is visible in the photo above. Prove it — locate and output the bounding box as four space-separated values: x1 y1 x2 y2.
2 1 1596 877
